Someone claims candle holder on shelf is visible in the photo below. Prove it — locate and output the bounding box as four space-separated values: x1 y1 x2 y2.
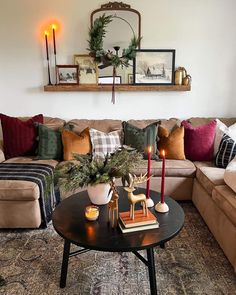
52 24 57 85
44 31 52 85
155 149 169 213
85 205 99 221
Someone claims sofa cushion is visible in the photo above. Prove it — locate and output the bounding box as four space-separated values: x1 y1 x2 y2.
0 113 43 159
224 157 236 193
188 117 236 127
37 124 62 160
0 180 39 201
123 121 159 159
4 157 58 167
66 119 123 133
132 159 195 177
215 134 236 168
158 125 185 160
89 128 122 159
43 117 65 130
212 185 236 227
62 128 92 160
0 148 5 163
127 118 180 131
182 120 216 161
196 166 225 195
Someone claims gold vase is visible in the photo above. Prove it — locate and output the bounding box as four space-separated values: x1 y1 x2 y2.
175 68 183 85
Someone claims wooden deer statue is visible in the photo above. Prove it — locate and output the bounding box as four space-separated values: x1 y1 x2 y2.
108 179 119 227
124 173 149 220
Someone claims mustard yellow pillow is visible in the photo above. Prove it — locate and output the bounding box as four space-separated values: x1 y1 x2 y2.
158 126 185 160
62 128 91 161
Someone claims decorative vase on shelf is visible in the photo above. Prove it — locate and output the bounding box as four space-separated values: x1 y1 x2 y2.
87 183 112 205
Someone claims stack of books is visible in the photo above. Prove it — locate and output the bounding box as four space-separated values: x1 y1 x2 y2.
118 209 159 233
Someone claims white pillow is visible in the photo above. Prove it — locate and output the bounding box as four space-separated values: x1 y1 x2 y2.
224 156 236 193
214 119 236 156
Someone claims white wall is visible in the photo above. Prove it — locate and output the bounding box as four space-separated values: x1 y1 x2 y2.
0 0 236 120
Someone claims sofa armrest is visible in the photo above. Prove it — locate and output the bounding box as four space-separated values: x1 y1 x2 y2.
0 141 5 162
224 157 236 193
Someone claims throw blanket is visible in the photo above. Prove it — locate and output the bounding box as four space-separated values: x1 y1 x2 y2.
0 163 60 228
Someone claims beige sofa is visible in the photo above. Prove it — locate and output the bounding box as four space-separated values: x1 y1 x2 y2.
0 116 235 272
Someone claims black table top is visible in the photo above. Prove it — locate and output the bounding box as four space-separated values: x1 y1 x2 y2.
52 187 185 252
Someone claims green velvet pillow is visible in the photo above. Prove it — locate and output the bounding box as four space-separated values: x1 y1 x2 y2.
37 124 62 160
122 121 159 159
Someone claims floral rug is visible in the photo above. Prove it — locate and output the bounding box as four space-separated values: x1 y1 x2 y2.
0 203 236 295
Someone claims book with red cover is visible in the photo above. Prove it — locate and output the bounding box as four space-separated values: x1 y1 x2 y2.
119 209 158 228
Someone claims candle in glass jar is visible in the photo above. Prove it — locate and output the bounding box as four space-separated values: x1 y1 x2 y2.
85 205 99 221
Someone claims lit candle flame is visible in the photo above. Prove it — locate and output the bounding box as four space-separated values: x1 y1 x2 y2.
148 146 152 153
52 24 57 30
44 30 49 36
162 150 165 157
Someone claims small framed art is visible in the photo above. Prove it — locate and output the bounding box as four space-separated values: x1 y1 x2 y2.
57 65 79 85
98 76 122 84
133 49 175 85
74 54 98 84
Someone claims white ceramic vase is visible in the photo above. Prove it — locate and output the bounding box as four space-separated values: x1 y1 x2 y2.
87 183 112 205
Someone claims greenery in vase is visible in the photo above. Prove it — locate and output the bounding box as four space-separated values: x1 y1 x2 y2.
54 147 143 193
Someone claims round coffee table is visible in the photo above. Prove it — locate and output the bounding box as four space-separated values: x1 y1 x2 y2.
52 187 184 295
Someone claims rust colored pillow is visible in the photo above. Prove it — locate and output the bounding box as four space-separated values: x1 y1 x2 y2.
158 126 185 160
62 128 91 160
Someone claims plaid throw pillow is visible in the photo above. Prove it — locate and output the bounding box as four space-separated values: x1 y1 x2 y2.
89 128 122 159
215 134 236 168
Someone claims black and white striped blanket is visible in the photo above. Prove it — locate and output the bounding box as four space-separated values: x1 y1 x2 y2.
0 163 60 228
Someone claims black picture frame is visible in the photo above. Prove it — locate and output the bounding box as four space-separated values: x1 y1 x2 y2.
133 49 175 85
57 65 79 85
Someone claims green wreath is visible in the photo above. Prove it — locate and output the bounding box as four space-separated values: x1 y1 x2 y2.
88 14 140 68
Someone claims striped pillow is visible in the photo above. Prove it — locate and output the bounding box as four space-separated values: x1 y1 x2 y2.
89 128 122 159
215 134 236 168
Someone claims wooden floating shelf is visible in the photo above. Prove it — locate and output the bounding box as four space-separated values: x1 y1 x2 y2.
44 84 191 92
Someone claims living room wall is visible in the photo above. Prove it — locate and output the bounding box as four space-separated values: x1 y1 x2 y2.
0 0 236 120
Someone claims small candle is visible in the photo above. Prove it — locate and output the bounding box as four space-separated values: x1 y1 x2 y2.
51 24 57 55
85 205 99 221
160 150 166 203
44 31 49 60
146 146 152 199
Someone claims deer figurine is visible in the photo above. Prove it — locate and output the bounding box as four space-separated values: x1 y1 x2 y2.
124 173 149 220
108 179 119 227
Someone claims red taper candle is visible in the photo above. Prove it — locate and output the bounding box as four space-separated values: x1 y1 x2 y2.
52 24 57 55
160 150 166 203
44 31 49 60
146 146 152 199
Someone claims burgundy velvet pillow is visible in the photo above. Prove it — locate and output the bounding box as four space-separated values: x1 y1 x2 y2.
181 120 216 161
0 114 43 159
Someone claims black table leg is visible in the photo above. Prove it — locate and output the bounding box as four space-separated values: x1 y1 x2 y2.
60 239 71 288
146 247 157 295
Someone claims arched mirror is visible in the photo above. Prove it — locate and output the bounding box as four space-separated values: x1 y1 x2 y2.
90 2 141 84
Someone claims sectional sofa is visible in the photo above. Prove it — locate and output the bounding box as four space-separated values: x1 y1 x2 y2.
0 116 235 272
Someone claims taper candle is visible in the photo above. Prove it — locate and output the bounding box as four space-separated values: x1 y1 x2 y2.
146 146 152 199
160 150 166 203
52 24 57 55
44 31 49 60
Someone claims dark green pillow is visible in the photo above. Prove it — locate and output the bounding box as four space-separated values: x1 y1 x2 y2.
37 124 62 160
122 121 159 160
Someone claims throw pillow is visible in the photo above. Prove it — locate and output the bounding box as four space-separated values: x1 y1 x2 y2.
37 124 62 160
0 113 43 159
62 128 92 161
158 126 185 160
214 119 236 156
181 120 216 161
215 134 236 168
122 121 159 159
224 156 236 193
89 128 122 159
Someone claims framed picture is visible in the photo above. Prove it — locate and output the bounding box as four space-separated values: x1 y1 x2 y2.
57 65 79 85
133 49 175 85
98 76 122 84
128 74 133 84
74 54 98 84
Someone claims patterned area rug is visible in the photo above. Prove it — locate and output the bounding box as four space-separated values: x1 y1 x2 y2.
0 203 235 295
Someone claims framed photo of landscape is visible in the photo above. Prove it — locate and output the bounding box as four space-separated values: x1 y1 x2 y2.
57 65 79 85
133 49 175 85
74 54 98 84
